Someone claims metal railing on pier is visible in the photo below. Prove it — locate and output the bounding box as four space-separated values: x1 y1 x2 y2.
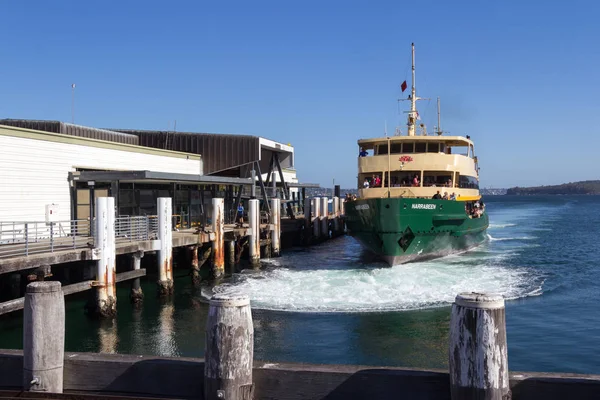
0 215 161 259
0 220 93 259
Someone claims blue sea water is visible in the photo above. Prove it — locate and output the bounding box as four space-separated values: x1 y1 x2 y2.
0 195 599 374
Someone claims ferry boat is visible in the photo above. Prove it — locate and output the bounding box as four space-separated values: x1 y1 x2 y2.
345 43 488 266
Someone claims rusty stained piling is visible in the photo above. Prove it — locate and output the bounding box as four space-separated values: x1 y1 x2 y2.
23 281 65 393
449 292 510 400
270 198 281 256
157 197 174 296
130 251 144 303
320 196 329 239
204 294 254 400
312 197 321 240
248 199 260 268
303 197 312 244
92 197 116 317
212 198 225 278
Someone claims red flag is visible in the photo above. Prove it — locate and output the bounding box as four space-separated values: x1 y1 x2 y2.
401 80 407 92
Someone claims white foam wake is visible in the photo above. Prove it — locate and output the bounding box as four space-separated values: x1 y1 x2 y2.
215 260 542 313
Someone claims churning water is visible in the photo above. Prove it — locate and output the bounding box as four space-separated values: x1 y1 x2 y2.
1 195 599 374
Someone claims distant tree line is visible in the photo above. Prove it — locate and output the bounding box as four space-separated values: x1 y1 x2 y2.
506 180 600 195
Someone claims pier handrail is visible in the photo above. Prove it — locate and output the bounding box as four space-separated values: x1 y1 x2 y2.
0 215 161 259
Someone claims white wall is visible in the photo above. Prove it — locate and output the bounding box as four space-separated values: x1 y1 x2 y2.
0 133 202 222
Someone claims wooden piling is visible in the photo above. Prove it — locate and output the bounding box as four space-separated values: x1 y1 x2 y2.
130 251 144 304
23 281 65 393
320 196 329 239
93 197 116 317
212 198 225 278
312 197 320 240
248 199 260 268
205 294 254 400
332 196 340 236
303 198 311 244
227 240 236 271
157 197 174 296
449 292 510 400
270 198 281 257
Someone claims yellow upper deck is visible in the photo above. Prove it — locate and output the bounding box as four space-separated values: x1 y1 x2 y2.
356 135 481 200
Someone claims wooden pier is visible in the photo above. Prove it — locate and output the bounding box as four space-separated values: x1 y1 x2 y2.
0 196 346 316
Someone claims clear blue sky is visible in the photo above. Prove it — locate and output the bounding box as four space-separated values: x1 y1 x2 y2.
1 1 599 189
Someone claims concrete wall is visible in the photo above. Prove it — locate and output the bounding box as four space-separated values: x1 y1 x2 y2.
0 125 202 222
0 350 599 400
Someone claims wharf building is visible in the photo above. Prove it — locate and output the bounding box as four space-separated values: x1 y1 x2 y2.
0 119 306 228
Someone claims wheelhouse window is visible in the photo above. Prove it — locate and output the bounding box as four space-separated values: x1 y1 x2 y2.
427 142 440 153
403 143 414 153
415 142 426 153
376 144 388 155
458 175 479 189
390 143 402 153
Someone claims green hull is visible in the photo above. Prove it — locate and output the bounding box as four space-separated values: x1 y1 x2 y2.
345 198 489 266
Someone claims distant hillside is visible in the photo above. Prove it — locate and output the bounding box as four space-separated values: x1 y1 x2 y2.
506 180 600 195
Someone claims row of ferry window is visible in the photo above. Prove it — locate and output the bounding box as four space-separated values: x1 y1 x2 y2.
362 142 474 157
359 171 479 189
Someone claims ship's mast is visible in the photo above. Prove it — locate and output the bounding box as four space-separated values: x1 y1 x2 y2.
408 43 417 136
436 97 442 135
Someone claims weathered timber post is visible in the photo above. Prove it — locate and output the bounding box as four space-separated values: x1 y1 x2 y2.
320 196 329 239
332 196 340 236
449 292 510 400
270 198 281 257
93 197 116 317
130 251 144 303
205 294 254 400
303 197 312 244
157 197 174 296
23 281 65 393
227 240 236 270
312 197 321 240
212 198 225 278
248 199 260 268
190 245 200 286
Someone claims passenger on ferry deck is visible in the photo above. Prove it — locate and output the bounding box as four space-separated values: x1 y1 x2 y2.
363 178 370 188
447 179 453 187
359 147 368 157
432 191 442 199
449 192 456 200
412 174 420 187
373 175 381 187
442 192 449 200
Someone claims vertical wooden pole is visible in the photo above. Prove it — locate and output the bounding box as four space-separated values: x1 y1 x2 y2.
157 197 174 296
94 197 116 317
130 250 144 303
212 198 225 278
449 292 510 400
270 198 281 257
332 196 340 236
303 197 312 244
312 197 320 240
248 199 260 268
320 196 329 239
23 281 65 393
205 294 254 400
190 245 200 286
227 240 236 271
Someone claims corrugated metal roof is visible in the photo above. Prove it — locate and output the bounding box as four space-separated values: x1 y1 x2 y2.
110 129 260 175
0 119 139 145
